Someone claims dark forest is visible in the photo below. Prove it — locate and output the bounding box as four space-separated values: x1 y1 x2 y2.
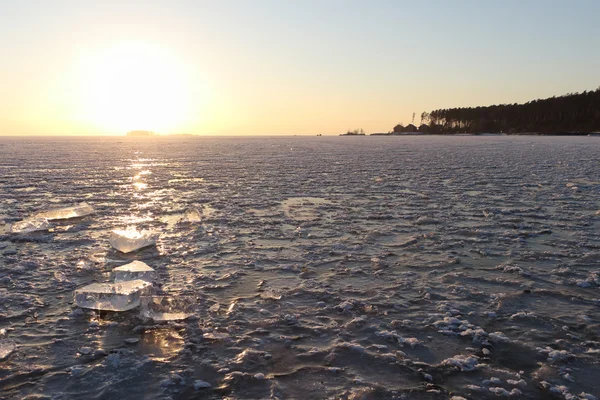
416 88 600 134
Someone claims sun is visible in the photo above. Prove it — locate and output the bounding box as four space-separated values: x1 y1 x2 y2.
77 42 192 134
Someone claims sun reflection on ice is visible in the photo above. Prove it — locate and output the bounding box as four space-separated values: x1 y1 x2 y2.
129 159 153 192
118 214 153 225
138 329 185 362
132 182 148 190
133 170 152 180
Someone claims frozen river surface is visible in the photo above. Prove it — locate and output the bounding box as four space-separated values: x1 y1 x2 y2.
1 135 600 399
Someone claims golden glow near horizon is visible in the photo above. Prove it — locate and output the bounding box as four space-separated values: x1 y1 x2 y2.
73 42 198 134
1 2 599 136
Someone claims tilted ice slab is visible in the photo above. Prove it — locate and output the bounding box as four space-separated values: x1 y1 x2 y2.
140 296 196 322
109 229 158 253
36 203 94 220
113 261 156 283
74 280 153 311
10 218 51 234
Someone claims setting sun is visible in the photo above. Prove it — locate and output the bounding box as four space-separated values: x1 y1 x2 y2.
76 42 194 133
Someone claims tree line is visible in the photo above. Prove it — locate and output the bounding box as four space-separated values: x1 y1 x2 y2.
415 88 600 134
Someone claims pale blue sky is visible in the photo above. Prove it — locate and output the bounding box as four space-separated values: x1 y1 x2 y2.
1 0 599 135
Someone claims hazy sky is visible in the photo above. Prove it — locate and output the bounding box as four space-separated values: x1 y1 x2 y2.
1 0 599 135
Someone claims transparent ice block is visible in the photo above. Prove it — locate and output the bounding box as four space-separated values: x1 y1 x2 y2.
140 296 196 321
182 208 201 223
10 218 51 234
109 229 157 253
113 261 156 283
36 203 95 220
74 280 153 311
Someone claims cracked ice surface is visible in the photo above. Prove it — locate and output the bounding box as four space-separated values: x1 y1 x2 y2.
1 136 600 399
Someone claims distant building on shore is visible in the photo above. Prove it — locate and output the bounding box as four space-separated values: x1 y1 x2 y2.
404 124 417 133
391 124 421 135
418 124 429 133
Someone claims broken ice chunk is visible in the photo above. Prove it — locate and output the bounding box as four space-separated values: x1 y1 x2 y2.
36 203 94 220
109 229 157 253
113 261 155 283
0 340 16 361
182 208 201 223
203 332 230 340
140 296 195 322
74 280 152 311
260 290 282 300
10 218 51 234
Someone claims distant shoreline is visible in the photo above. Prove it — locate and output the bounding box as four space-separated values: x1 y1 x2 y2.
364 132 599 137
1 132 599 138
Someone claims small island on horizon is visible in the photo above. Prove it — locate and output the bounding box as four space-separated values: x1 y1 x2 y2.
340 129 366 136
126 130 157 137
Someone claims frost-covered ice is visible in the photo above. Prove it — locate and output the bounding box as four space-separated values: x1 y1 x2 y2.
139 295 195 321
109 228 157 253
74 280 152 311
36 202 94 220
10 217 50 233
441 355 479 371
113 261 155 283
2 136 600 398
